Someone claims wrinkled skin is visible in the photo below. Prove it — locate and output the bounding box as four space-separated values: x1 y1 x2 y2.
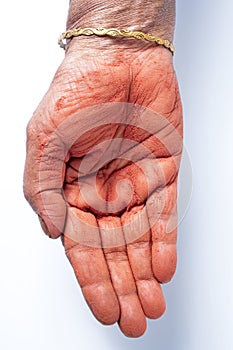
24 2 183 337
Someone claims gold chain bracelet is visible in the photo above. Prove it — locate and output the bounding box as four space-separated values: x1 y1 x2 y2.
58 27 174 55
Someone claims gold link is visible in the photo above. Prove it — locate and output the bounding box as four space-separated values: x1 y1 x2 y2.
58 27 174 55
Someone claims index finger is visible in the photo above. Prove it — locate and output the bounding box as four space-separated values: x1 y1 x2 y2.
63 207 120 325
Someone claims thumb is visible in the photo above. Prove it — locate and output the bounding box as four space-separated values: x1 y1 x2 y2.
23 117 68 239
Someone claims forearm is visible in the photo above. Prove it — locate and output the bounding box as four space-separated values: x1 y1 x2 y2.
66 0 176 41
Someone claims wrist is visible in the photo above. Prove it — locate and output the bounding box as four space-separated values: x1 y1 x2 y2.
66 0 176 41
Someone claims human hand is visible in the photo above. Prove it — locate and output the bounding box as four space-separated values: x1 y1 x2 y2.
24 41 182 337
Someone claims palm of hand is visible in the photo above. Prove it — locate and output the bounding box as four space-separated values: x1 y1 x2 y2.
24 46 183 337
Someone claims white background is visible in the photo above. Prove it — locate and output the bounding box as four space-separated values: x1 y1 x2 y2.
1 0 233 349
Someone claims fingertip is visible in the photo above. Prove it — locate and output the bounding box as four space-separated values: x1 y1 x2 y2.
37 189 67 239
82 283 120 325
152 243 177 283
136 279 166 319
118 294 147 338
38 214 62 239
